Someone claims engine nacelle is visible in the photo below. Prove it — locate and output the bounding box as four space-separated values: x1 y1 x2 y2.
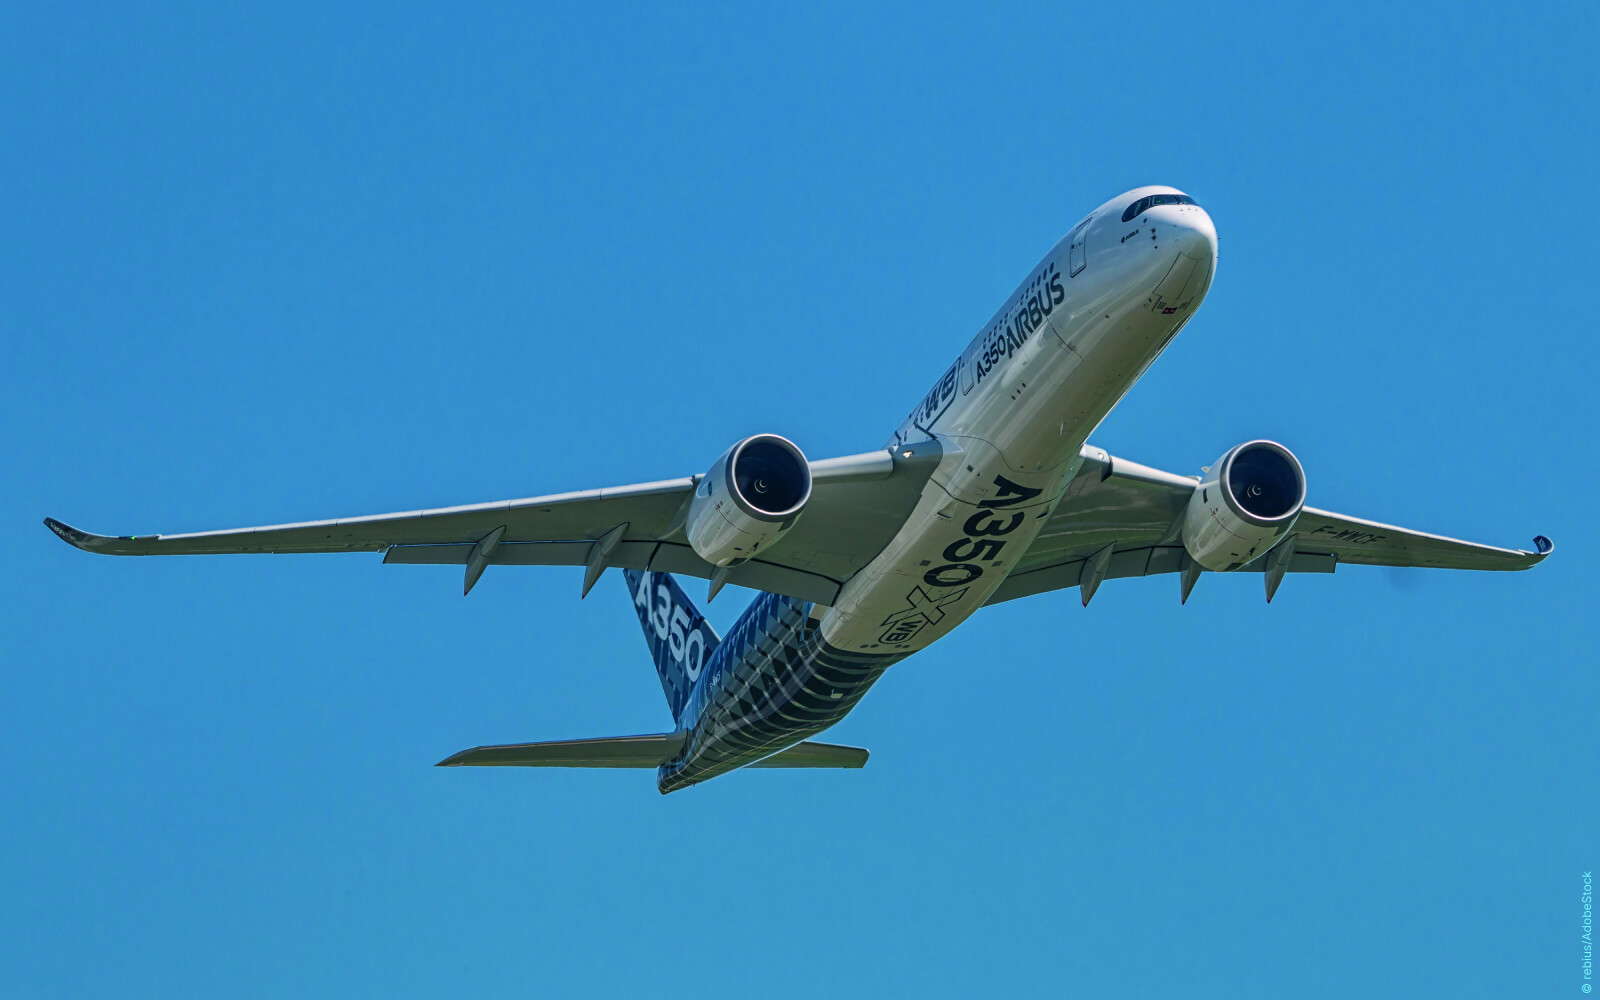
686 434 812 567
1183 440 1306 571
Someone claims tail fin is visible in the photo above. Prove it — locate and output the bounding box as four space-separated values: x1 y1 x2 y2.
622 570 720 722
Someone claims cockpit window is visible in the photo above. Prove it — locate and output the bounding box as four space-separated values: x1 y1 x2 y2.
1121 193 1198 223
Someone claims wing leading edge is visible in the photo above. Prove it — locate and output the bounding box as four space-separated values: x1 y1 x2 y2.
44 441 944 606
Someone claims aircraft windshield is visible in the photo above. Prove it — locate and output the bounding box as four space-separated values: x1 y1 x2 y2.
1122 193 1198 222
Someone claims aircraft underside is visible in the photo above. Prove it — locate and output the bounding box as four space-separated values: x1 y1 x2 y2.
44 185 1552 793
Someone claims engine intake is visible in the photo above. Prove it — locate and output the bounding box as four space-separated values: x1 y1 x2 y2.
1183 440 1306 571
686 434 811 567
729 437 810 517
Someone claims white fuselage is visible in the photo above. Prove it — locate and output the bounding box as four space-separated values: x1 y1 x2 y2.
662 186 1219 790
820 186 1218 655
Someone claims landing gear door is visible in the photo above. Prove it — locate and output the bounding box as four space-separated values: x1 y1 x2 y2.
1068 219 1090 277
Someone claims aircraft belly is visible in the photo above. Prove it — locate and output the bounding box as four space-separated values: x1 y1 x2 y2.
820 441 1064 656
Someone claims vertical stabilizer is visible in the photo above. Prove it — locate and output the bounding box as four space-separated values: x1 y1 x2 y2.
622 570 721 722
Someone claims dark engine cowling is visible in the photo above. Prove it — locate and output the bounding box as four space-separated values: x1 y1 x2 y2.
686 434 812 567
1183 440 1306 571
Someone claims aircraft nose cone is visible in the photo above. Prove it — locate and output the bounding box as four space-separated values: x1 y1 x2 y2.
1172 209 1217 261
1142 202 1216 262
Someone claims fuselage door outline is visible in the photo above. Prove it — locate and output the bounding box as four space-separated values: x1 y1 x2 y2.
1069 219 1090 277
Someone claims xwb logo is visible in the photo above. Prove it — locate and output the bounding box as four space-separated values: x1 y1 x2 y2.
879 586 968 645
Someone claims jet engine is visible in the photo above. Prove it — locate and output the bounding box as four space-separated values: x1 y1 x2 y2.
1183 440 1306 571
685 434 812 567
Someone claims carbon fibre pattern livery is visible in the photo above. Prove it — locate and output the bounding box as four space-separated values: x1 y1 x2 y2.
624 575 902 793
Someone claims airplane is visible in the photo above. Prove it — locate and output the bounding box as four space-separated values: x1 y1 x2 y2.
45 185 1553 794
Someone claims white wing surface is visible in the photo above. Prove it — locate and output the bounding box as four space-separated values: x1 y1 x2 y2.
45 443 944 606
986 446 1552 605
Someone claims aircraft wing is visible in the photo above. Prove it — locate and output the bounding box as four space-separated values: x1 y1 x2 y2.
44 441 944 605
986 446 1553 605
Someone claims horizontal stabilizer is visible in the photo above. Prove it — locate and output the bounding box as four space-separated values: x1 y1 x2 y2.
748 741 869 768
438 733 686 768
436 733 868 770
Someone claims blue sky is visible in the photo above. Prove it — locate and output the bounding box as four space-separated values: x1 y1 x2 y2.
4 3 1595 997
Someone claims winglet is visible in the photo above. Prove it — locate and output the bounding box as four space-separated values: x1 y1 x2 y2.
1534 535 1554 557
43 517 133 554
